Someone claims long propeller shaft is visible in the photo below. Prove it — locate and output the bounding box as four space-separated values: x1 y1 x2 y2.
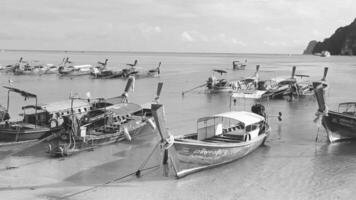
182 83 207 95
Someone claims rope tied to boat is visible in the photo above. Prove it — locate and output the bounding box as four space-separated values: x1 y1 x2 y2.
313 107 328 128
162 134 174 150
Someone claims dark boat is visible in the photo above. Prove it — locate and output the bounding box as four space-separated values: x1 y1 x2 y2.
313 69 356 142
0 87 51 142
232 59 247 70
47 82 163 157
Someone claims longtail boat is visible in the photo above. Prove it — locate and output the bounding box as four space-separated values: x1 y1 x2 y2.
47 82 163 157
138 102 271 178
0 87 52 142
313 67 356 142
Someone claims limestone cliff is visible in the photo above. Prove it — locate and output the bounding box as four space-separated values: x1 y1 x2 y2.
303 18 356 55
303 40 317 54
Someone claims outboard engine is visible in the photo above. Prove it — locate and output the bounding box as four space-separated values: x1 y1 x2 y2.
251 104 266 118
257 81 266 90
207 76 216 89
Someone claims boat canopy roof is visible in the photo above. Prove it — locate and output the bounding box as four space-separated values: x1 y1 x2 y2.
41 100 90 113
213 69 227 74
3 86 37 99
339 102 356 107
107 103 142 117
197 111 264 126
104 96 126 105
338 102 356 112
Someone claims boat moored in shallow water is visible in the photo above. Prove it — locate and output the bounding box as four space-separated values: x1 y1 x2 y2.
47 82 163 157
314 69 356 142
138 102 271 178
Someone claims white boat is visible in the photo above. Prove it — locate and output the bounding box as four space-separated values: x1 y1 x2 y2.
58 57 93 76
230 65 266 99
321 51 331 57
138 103 271 178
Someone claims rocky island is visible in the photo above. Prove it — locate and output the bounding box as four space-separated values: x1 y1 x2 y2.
303 18 356 55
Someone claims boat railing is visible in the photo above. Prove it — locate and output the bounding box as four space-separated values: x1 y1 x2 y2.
338 102 356 113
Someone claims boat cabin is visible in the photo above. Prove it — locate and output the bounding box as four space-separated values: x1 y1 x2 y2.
21 100 92 126
338 102 356 116
196 111 266 141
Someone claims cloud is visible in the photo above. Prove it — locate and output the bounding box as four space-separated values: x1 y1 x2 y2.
181 31 246 46
181 31 195 42
0 0 355 53
139 24 162 34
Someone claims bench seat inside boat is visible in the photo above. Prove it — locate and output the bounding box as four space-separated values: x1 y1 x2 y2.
203 133 245 143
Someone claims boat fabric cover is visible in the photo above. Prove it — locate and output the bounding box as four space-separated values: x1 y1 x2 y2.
107 103 142 117
41 100 90 113
214 111 264 126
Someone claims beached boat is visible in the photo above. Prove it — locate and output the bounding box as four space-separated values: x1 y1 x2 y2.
140 102 270 178
313 70 356 142
47 82 163 156
232 59 247 70
0 87 53 142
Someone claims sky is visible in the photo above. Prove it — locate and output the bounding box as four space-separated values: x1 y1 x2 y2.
0 0 355 54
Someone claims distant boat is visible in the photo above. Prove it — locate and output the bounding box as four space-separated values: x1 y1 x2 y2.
232 59 247 70
143 102 271 178
58 57 93 76
320 51 331 57
313 74 356 142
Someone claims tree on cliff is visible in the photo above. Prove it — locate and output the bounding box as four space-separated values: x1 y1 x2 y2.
311 18 356 55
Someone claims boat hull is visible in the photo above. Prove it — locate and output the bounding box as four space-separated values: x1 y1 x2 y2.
48 120 151 156
173 131 269 178
0 125 50 142
233 90 266 99
208 87 234 93
322 111 356 142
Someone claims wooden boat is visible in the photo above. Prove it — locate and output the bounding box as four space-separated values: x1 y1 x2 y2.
121 60 161 79
313 69 356 142
229 65 267 99
58 57 93 76
90 59 124 79
47 103 154 156
206 69 238 93
143 102 270 178
47 82 163 157
182 66 260 95
0 77 136 144
0 87 52 142
232 59 247 70
262 66 319 99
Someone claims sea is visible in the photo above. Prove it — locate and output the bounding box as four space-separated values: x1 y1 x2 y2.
0 50 356 200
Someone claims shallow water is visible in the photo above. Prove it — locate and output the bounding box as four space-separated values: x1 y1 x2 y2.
0 51 356 199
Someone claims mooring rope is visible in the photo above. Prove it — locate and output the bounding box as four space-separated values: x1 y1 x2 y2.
60 164 160 199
